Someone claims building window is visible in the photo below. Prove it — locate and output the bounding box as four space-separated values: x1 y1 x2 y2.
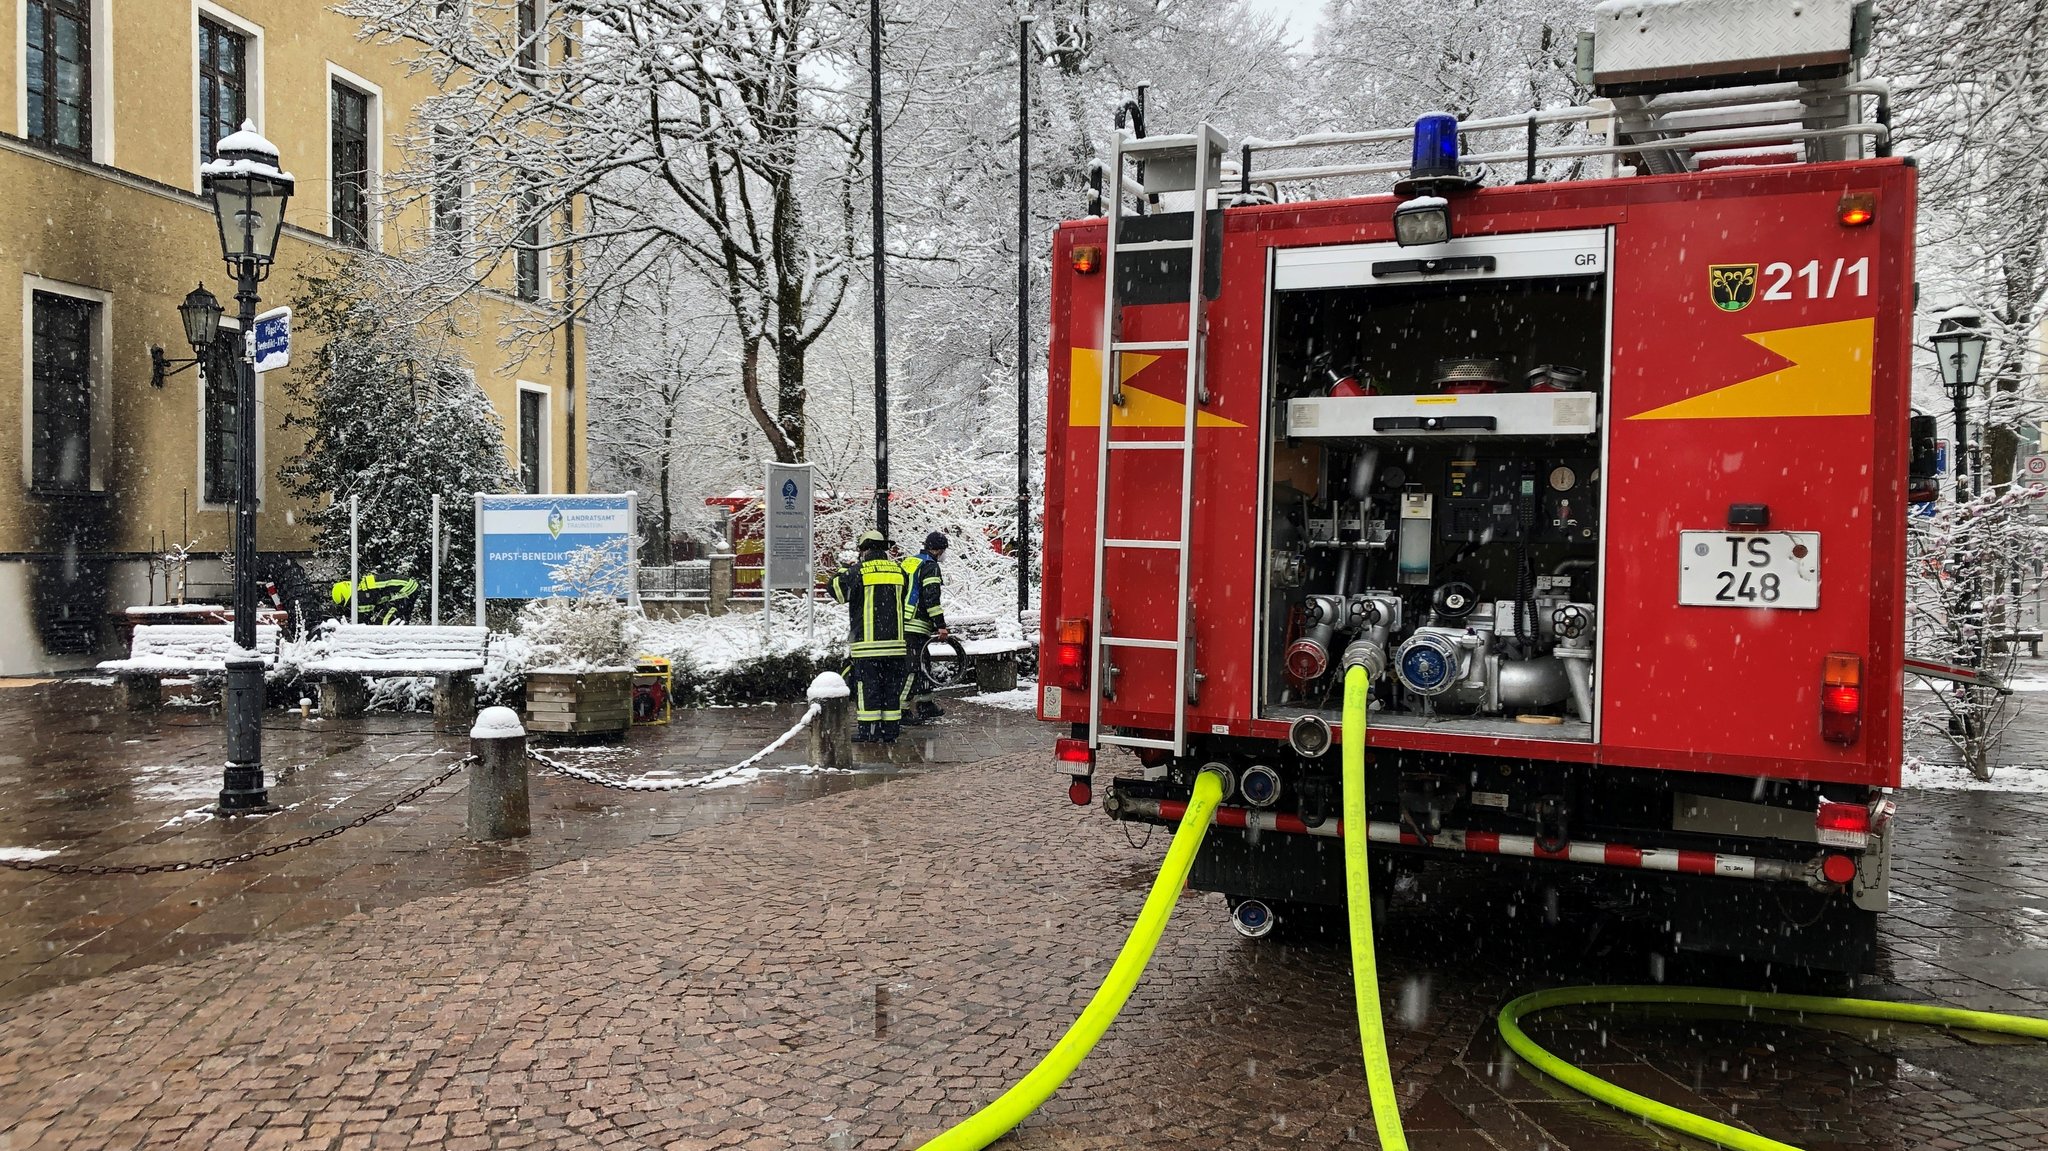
331 81 371 247
30 291 97 492
25 0 92 156
198 16 247 161
516 186 542 301
433 126 464 256
519 388 545 494
517 0 539 71
201 328 242 505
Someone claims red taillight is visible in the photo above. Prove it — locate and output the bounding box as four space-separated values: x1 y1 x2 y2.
1837 191 1876 227
1821 853 1858 885
1053 617 1090 691
1056 737 1093 771
1820 653 1862 745
1072 245 1103 274
1815 800 1871 849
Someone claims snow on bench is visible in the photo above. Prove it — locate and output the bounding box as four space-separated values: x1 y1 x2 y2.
304 625 491 727
98 624 283 674
304 624 490 677
959 637 1033 657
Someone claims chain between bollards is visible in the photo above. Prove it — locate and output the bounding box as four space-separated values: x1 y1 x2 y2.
3 757 472 876
527 703 825 793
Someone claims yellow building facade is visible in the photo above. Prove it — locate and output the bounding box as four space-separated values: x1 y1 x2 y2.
0 0 585 673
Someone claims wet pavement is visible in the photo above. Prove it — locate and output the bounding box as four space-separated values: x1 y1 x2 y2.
0 682 1046 1003
0 682 2044 1149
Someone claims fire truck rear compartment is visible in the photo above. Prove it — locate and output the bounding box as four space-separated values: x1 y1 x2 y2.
1263 247 1607 741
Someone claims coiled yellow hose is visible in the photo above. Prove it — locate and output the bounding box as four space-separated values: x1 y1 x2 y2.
1342 665 1410 1150
1498 984 2048 1151
915 767 1227 1151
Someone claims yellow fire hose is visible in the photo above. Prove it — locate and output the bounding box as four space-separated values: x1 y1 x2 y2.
918 665 2046 1151
1342 665 1411 1150
916 766 1227 1151
1338 668 2048 1151
1498 986 2048 1151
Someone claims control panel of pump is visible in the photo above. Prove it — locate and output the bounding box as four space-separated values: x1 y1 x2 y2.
1270 440 1600 733
1262 230 1608 736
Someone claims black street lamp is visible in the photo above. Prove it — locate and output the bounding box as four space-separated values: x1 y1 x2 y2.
1931 306 1988 505
1931 306 1991 735
200 121 294 815
150 285 224 387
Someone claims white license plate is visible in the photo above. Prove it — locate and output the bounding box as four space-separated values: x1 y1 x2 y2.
1678 531 1820 610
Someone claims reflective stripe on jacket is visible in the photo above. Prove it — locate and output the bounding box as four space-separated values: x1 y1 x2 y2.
831 556 909 657
901 553 946 636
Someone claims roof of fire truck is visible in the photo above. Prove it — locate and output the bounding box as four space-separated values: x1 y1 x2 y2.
1103 0 1891 209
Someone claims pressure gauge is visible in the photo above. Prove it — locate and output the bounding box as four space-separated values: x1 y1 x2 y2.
1548 466 1577 492
1379 465 1407 491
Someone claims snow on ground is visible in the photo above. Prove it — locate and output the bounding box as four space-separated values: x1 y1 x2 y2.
696 764 856 791
0 847 59 862
969 682 1039 712
634 609 839 673
132 764 229 804
1902 761 2048 794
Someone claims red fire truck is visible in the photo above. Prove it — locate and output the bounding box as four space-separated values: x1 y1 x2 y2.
1039 0 1916 973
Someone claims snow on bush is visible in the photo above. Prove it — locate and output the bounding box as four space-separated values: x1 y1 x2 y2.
517 541 639 670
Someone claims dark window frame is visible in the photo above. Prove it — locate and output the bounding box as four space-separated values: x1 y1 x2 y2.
29 290 98 494
518 389 545 494
517 0 539 71
331 80 372 248
197 15 248 164
516 185 542 301
433 126 465 256
201 326 242 506
25 0 94 157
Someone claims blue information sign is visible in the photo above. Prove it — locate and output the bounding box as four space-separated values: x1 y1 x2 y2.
476 494 636 609
253 307 291 373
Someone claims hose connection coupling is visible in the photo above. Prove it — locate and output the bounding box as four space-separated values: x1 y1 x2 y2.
1198 761 1236 802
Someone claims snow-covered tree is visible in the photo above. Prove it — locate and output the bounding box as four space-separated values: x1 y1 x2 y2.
336 0 868 463
1884 0 2048 488
280 257 519 619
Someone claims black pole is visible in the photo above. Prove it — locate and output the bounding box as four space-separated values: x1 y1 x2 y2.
218 255 270 813
868 0 889 537
1016 13 1034 624
1951 379 1978 737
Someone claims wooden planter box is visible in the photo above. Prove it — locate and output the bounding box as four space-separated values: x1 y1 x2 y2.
524 668 633 736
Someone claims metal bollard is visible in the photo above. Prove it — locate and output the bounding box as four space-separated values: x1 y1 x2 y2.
806 671 854 770
468 706 531 840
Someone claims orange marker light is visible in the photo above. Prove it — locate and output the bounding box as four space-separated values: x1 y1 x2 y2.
1071 245 1103 274
1838 191 1877 227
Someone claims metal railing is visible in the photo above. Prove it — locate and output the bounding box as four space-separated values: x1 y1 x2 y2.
638 561 711 602
1153 81 1895 200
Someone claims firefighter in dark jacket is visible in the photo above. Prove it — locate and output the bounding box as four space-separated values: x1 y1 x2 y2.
901 531 950 724
829 529 910 743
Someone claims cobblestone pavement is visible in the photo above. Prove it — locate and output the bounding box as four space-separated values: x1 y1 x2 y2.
1 685 2046 1148
0 681 1045 1003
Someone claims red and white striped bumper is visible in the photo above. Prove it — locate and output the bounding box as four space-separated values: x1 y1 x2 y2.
1119 795 1823 886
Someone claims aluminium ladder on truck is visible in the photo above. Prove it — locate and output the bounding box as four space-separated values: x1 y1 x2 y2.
1088 124 1228 759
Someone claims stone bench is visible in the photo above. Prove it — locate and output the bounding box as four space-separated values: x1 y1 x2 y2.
302 624 490 730
956 637 1034 693
98 624 284 710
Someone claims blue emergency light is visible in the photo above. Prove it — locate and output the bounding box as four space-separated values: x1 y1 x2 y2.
1410 113 1461 180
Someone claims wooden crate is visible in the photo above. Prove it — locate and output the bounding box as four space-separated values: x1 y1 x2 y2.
524 670 633 735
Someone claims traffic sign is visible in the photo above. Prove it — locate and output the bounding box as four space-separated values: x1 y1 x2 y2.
2026 454 2047 478
253 306 291 373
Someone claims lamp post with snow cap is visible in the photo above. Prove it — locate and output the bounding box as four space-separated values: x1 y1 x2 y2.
201 120 294 814
1932 306 1990 737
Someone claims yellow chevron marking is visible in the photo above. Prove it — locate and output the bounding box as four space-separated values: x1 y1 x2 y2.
1629 317 1875 421
1069 348 1247 429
